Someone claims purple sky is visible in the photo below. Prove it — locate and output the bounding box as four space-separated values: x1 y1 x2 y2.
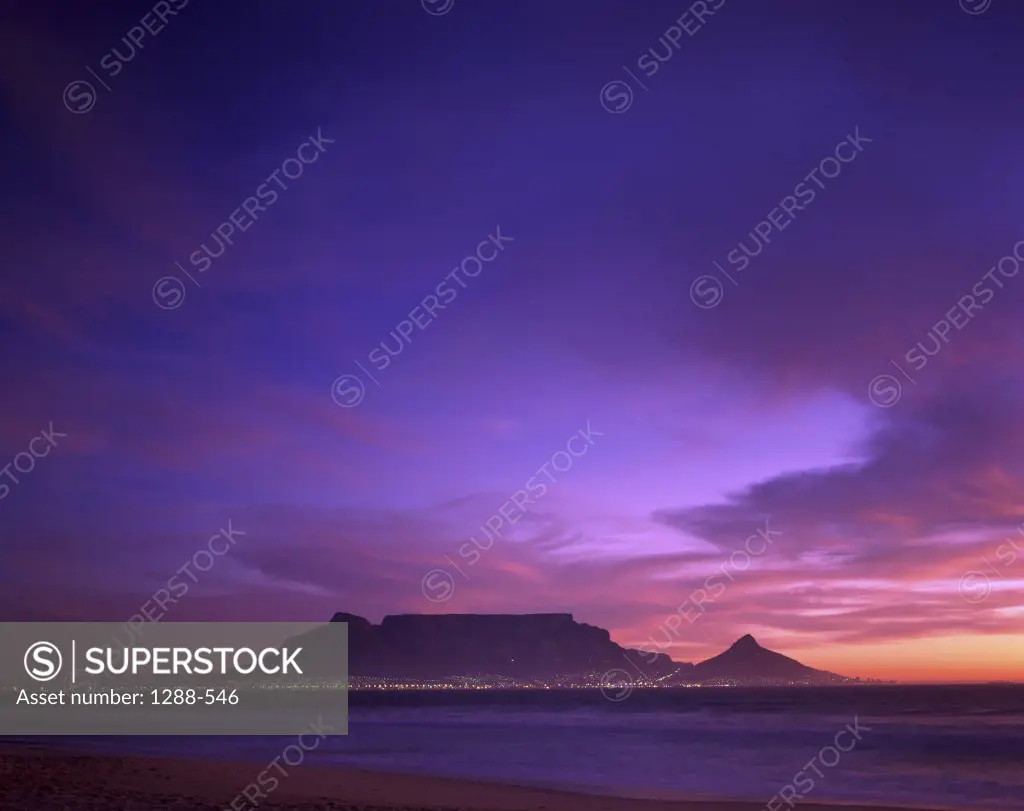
2 0 1024 680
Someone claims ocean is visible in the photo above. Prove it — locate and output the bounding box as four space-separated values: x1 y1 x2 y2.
10 685 1024 811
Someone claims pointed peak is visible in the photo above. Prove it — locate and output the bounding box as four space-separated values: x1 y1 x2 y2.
732 634 760 648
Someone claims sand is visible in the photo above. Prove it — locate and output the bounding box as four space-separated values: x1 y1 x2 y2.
0 744 950 811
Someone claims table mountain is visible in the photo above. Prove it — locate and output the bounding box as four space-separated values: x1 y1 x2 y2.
319 612 682 679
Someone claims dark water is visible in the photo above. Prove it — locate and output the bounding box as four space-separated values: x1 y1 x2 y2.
9 685 1024 811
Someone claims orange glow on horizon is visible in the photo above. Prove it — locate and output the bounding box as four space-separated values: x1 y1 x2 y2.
631 633 1024 683
788 634 1024 683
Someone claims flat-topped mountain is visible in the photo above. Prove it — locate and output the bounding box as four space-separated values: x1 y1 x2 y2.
320 612 679 679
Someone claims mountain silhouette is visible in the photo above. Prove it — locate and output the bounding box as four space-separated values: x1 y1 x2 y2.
295 614 854 684
294 612 680 679
692 634 844 682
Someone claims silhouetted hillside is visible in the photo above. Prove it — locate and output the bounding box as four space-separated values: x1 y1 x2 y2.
309 612 681 679
692 634 847 683
293 615 854 684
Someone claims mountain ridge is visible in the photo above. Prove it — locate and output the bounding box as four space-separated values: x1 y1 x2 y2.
307 612 856 684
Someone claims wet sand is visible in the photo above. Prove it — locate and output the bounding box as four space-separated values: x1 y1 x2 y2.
0 743 950 811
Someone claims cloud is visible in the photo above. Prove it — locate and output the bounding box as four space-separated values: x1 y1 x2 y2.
642 374 1024 651
657 374 1024 556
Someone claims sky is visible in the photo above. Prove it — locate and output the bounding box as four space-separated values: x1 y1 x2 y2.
1 0 1023 683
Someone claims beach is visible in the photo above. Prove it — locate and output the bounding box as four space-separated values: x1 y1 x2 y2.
0 744 951 811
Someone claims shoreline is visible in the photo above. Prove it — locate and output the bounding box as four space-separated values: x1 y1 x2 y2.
0 742 961 811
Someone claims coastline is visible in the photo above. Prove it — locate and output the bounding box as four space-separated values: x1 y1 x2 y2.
0 742 958 811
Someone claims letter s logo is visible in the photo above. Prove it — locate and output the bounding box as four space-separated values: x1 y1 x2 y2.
24 641 63 681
